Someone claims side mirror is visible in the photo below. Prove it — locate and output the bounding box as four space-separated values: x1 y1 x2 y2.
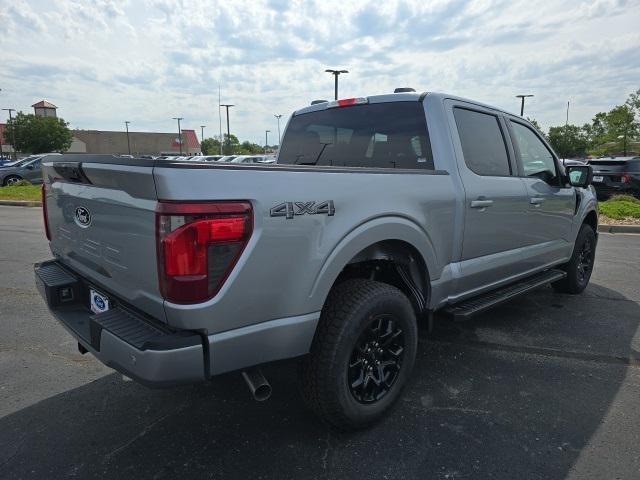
566 165 592 188
25 165 34 170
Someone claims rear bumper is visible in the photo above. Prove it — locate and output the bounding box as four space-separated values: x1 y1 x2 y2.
35 260 206 387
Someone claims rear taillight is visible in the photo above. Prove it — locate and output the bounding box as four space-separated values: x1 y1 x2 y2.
156 201 252 304
42 183 51 240
621 174 631 183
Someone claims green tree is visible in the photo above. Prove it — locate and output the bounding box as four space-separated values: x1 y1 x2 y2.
223 133 240 154
237 141 264 154
548 124 589 158
605 105 638 156
626 88 640 118
201 137 221 154
526 117 544 136
6 112 73 153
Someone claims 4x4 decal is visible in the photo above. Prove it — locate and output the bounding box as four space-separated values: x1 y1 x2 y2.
270 201 335 219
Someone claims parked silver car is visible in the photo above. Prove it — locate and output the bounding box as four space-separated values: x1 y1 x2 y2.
0 153 61 186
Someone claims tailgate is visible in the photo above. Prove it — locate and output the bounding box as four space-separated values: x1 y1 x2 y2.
42 156 166 322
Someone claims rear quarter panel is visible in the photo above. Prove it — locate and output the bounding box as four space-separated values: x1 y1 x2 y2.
153 164 457 333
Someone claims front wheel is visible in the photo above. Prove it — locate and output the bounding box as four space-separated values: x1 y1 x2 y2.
552 223 596 294
3 175 22 186
299 279 418 430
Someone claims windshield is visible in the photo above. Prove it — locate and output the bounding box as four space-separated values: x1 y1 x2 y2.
8 156 38 167
278 102 434 170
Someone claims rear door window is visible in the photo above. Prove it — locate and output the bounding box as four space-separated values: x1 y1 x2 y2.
453 108 511 176
278 102 434 170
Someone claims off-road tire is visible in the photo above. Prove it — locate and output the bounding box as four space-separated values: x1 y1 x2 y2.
299 279 418 430
552 223 596 294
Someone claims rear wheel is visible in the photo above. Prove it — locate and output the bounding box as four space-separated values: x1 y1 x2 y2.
552 223 596 294
3 175 22 186
299 279 418 430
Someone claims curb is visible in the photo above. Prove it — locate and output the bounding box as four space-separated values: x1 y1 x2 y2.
0 200 41 207
597 224 640 234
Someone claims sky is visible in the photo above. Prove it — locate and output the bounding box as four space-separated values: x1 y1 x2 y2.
1 0 639 145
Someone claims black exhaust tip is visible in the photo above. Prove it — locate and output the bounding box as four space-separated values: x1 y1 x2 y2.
242 368 272 401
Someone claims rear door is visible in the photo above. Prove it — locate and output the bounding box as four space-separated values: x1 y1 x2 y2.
446 100 532 294
506 119 575 264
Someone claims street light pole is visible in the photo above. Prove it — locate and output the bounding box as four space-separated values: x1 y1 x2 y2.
172 117 184 155
325 69 349 100
220 104 234 154
124 121 131 155
265 130 270 154
2 108 17 159
515 94 534 117
274 114 282 145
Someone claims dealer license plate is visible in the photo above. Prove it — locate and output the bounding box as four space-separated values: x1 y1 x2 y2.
90 289 110 314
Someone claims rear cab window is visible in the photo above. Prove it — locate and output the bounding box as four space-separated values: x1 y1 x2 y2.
278 102 434 170
453 108 511 176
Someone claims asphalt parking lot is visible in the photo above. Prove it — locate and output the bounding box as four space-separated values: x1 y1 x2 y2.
1 205 639 480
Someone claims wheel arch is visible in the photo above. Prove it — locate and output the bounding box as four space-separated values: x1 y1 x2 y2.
583 209 598 233
309 216 438 319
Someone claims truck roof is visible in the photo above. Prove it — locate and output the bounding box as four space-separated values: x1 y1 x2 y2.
293 91 519 119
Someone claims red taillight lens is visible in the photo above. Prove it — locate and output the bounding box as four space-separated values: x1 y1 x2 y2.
156 201 252 304
42 183 51 240
621 174 631 184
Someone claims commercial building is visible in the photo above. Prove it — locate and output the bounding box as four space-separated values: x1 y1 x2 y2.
69 129 200 155
1 100 201 156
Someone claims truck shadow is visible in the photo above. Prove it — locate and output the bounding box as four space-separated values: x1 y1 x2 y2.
0 283 638 479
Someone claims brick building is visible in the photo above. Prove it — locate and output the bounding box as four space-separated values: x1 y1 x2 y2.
69 129 200 155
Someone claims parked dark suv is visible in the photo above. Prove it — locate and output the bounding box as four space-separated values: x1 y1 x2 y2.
588 157 640 199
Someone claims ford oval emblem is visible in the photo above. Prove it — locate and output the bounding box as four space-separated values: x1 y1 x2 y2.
74 206 92 228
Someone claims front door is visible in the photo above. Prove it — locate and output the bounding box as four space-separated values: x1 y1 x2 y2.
24 158 43 183
507 119 575 266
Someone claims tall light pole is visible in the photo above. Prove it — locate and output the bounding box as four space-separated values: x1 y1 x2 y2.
172 117 183 155
200 125 206 143
265 130 271 153
325 69 349 100
274 114 282 145
218 85 223 155
515 94 534 117
124 121 131 155
2 108 17 160
220 104 234 154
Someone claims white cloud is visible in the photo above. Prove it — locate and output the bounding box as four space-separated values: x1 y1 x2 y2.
1 0 639 143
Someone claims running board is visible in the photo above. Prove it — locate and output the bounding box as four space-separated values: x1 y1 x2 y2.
443 269 567 321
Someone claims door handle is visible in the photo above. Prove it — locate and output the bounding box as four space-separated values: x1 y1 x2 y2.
470 199 494 208
530 197 545 206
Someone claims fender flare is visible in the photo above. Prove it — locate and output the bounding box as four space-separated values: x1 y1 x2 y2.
308 215 440 311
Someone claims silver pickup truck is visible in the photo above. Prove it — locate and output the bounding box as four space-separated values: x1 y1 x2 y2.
35 91 598 430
